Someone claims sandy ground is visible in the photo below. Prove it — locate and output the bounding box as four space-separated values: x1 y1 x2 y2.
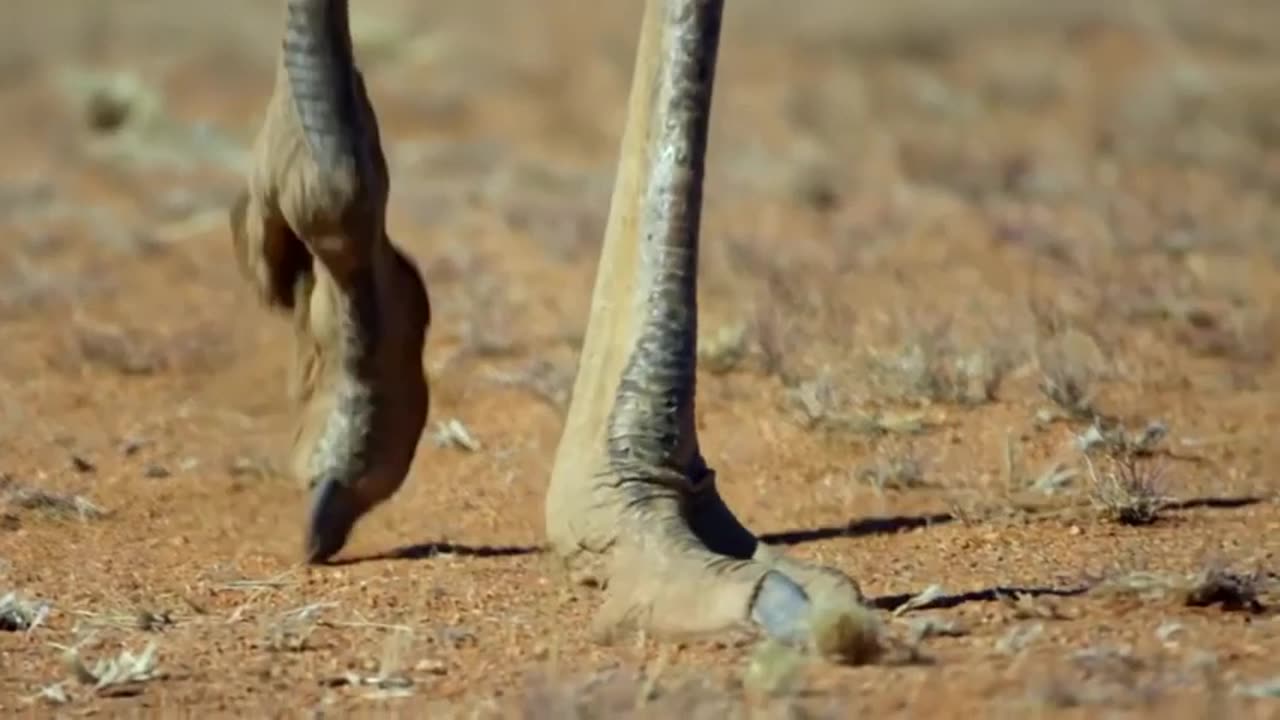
3 0 1280 716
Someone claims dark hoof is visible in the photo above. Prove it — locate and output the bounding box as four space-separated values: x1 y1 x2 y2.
750 570 812 646
306 478 361 563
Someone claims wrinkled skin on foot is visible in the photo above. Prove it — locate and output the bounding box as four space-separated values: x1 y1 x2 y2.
545 0 866 648
229 0 430 563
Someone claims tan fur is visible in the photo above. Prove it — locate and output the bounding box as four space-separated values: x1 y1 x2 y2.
229 18 430 547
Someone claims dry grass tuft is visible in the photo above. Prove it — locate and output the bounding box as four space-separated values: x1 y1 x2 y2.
858 450 927 491
67 70 165 135
742 639 806 698
487 359 574 412
1000 591 1070 621
71 605 177 633
60 640 165 698
742 600 887 697
1181 567 1268 613
323 629 417 699
1083 452 1167 526
1091 566 1270 613
66 317 235 377
263 602 333 652
1075 419 1169 457
698 323 750 375
785 373 844 429
786 373 936 436
0 591 52 632
905 615 969 643
996 622 1044 655
0 474 107 521
73 323 164 376
1031 302 1108 419
56 68 246 172
227 453 283 482
807 600 885 665
752 294 794 384
870 324 1014 406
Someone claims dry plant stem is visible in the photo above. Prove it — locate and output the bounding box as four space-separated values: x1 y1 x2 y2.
545 0 864 646
229 0 431 562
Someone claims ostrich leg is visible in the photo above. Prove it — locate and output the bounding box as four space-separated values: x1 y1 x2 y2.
228 0 431 562
545 0 871 649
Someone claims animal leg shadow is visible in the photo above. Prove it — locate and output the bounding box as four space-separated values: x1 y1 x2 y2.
323 541 544 566
320 496 1264 570
759 495 1266 549
870 584 1090 612
759 512 955 547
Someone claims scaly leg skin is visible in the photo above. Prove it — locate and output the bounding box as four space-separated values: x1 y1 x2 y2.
545 0 876 659
228 0 431 563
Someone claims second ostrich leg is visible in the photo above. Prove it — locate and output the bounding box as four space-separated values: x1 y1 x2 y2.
229 0 431 562
545 0 869 646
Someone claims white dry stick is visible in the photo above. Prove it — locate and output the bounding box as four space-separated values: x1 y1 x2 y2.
892 584 947 617
432 419 481 452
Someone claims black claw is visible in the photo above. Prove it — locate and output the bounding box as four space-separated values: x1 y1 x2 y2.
306 477 361 563
750 570 812 646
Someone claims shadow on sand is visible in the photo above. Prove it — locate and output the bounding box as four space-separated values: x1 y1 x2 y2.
326 495 1266 570
760 494 1266 548
325 541 544 566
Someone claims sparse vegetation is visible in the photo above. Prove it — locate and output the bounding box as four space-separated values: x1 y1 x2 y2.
0 591 51 632
263 602 332 653
56 68 246 173
905 615 968 643
61 640 165 698
486 358 575 412
868 322 1015 406
1032 314 1107 421
858 450 926 491
0 474 106 521
1090 565 1271 613
1084 452 1168 526
698 323 750 375
807 601 886 665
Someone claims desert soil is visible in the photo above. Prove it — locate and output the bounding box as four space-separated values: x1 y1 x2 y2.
3 0 1280 717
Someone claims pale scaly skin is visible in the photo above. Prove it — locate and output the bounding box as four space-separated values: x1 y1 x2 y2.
545 0 866 646
229 0 867 648
228 0 430 563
